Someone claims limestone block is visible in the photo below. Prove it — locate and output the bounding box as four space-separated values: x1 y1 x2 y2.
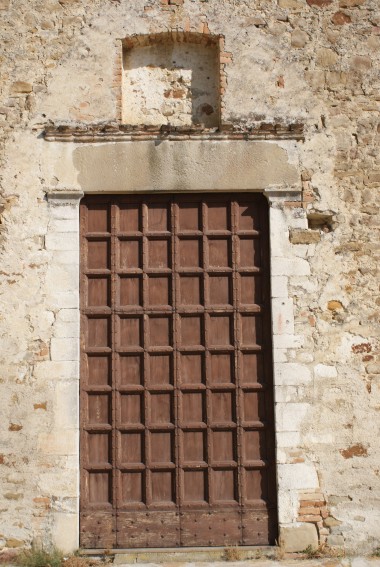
280 523 318 552
54 382 79 429
53 251 80 266
275 385 298 403
33 361 79 381
271 258 311 276
276 362 312 386
271 276 289 298
38 430 78 455
314 363 337 378
276 431 301 448
278 463 319 490
46 264 79 292
53 319 79 339
273 348 288 362
45 232 79 251
46 291 79 309
276 402 310 432
272 334 304 349
49 218 79 233
50 338 79 362
272 298 295 335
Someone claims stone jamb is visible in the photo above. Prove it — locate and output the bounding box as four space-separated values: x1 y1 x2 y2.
44 190 84 553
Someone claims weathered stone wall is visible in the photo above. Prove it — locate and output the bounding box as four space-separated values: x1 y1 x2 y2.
0 0 379 554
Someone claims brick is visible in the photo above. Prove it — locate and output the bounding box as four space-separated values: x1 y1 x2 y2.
298 514 323 522
299 506 322 515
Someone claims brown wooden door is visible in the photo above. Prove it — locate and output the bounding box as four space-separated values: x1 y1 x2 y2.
80 193 277 548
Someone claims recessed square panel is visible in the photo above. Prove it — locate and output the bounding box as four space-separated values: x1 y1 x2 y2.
148 204 169 231
243 392 264 422
87 355 110 386
87 276 110 307
150 393 172 424
88 393 111 425
182 392 204 424
179 276 202 306
239 238 260 267
87 240 109 270
178 239 201 268
210 354 233 384
121 472 144 504
87 317 110 348
213 470 236 502
241 353 264 384
119 317 142 347
148 239 170 268
240 274 262 305
149 317 171 347
151 471 174 503
183 471 207 503
245 469 267 502
89 472 111 504
87 204 110 233
180 316 202 346
209 275 231 305
119 204 140 232
119 276 142 306
209 315 232 346
212 431 235 462
119 239 141 269
183 431 206 462
208 238 230 267
238 203 260 231
211 392 234 423
180 354 204 384
151 432 173 463
241 315 262 346
244 430 266 461
207 204 229 231
120 393 143 425
150 354 172 385
178 203 200 231
87 432 111 465
120 432 143 464
148 276 170 306
119 354 143 386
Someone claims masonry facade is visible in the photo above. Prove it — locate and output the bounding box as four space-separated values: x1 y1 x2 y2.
0 0 379 555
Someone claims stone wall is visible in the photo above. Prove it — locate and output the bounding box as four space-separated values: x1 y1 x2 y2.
0 0 379 554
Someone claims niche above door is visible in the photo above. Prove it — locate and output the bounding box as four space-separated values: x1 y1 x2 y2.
122 33 221 127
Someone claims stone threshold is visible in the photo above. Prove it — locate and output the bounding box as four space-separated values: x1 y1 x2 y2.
44 123 304 143
81 546 276 563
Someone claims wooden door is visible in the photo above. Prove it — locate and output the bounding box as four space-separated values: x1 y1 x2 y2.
80 193 277 548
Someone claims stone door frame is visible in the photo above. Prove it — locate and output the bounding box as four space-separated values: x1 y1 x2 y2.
43 135 318 552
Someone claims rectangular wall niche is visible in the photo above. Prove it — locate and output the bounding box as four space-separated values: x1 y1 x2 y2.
122 33 220 127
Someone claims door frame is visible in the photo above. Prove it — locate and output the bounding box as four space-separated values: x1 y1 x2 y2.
45 180 310 552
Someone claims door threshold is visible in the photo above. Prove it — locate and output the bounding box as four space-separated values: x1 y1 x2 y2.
81 546 276 563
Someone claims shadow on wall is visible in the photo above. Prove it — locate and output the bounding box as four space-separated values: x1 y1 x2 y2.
122 39 220 127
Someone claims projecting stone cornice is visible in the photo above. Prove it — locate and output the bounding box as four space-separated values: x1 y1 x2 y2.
44 122 304 143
